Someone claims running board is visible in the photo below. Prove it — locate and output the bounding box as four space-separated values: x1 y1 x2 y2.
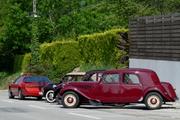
89 100 102 106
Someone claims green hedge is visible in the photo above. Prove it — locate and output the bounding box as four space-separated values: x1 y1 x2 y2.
40 41 80 80
21 53 31 72
78 28 128 70
13 55 24 72
21 41 80 81
19 28 128 81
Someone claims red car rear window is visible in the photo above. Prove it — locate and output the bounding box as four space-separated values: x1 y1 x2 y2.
24 76 52 83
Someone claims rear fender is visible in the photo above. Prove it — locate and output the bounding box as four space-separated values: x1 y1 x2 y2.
161 82 177 101
144 87 170 101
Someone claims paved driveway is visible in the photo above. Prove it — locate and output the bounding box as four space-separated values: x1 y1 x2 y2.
0 90 179 120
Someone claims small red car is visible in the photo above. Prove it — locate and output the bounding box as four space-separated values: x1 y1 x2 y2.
8 74 52 100
59 69 178 110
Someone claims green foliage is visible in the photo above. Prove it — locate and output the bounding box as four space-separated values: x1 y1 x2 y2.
13 55 24 72
0 72 8 80
21 41 80 81
0 0 31 71
135 0 180 14
19 29 128 81
78 28 128 70
0 72 20 89
0 0 180 87
0 0 31 54
21 53 31 72
0 72 9 89
29 17 46 74
40 41 80 81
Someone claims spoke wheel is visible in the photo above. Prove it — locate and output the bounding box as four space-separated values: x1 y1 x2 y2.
145 92 163 110
62 92 80 108
46 90 56 103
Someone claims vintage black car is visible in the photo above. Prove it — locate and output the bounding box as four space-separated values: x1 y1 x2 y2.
43 72 86 103
44 70 104 103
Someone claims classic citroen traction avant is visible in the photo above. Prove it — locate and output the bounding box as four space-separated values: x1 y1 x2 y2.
59 69 178 110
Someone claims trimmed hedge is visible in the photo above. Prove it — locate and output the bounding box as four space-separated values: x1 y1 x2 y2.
78 28 128 70
40 41 80 80
19 28 128 81
13 55 24 72
21 53 31 72
21 41 80 81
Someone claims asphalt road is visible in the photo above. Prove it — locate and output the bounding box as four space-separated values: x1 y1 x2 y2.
0 90 180 120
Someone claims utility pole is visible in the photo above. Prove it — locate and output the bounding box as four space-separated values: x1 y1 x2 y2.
33 0 37 18
29 0 43 74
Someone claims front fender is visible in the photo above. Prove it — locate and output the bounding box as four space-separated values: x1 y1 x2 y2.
60 86 91 100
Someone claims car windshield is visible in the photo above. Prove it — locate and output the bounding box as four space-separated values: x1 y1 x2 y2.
24 76 52 83
62 75 84 82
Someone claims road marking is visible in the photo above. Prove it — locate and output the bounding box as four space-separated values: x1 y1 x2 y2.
28 105 46 110
68 112 102 120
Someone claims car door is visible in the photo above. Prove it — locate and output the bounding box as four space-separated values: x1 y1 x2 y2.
94 72 121 103
10 76 23 96
120 73 144 103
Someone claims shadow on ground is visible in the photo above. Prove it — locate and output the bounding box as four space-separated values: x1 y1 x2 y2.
79 105 176 110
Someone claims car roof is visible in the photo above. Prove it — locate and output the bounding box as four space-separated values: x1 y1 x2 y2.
104 68 155 73
66 72 86 76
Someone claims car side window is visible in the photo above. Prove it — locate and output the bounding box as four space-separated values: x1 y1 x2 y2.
123 74 140 85
61 76 69 82
102 74 120 84
14 77 22 84
90 74 97 81
72 76 84 82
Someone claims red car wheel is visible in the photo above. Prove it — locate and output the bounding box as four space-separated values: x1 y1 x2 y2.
8 89 14 99
18 89 25 100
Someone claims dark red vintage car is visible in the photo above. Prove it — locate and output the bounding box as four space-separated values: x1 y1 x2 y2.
45 70 104 103
8 74 52 100
59 68 178 110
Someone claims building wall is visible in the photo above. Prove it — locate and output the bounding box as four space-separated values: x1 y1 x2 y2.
129 58 180 97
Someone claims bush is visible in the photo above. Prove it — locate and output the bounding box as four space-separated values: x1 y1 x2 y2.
0 72 20 89
0 72 9 89
20 29 128 81
78 28 128 70
21 41 80 82
0 72 8 80
40 41 80 81
21 53 31 72
13 55 24 72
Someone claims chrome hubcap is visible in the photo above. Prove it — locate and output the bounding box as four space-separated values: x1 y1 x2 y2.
147 95 160 108
64 94 76 107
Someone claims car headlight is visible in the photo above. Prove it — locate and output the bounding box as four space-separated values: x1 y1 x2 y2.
62 83 66 88
53 85 57 88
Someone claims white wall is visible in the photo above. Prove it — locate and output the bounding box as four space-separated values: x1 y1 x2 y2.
129 58 180 98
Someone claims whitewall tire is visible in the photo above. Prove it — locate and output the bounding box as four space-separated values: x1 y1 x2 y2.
62 92 80 108
45 90 56 103
145 92 163 110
